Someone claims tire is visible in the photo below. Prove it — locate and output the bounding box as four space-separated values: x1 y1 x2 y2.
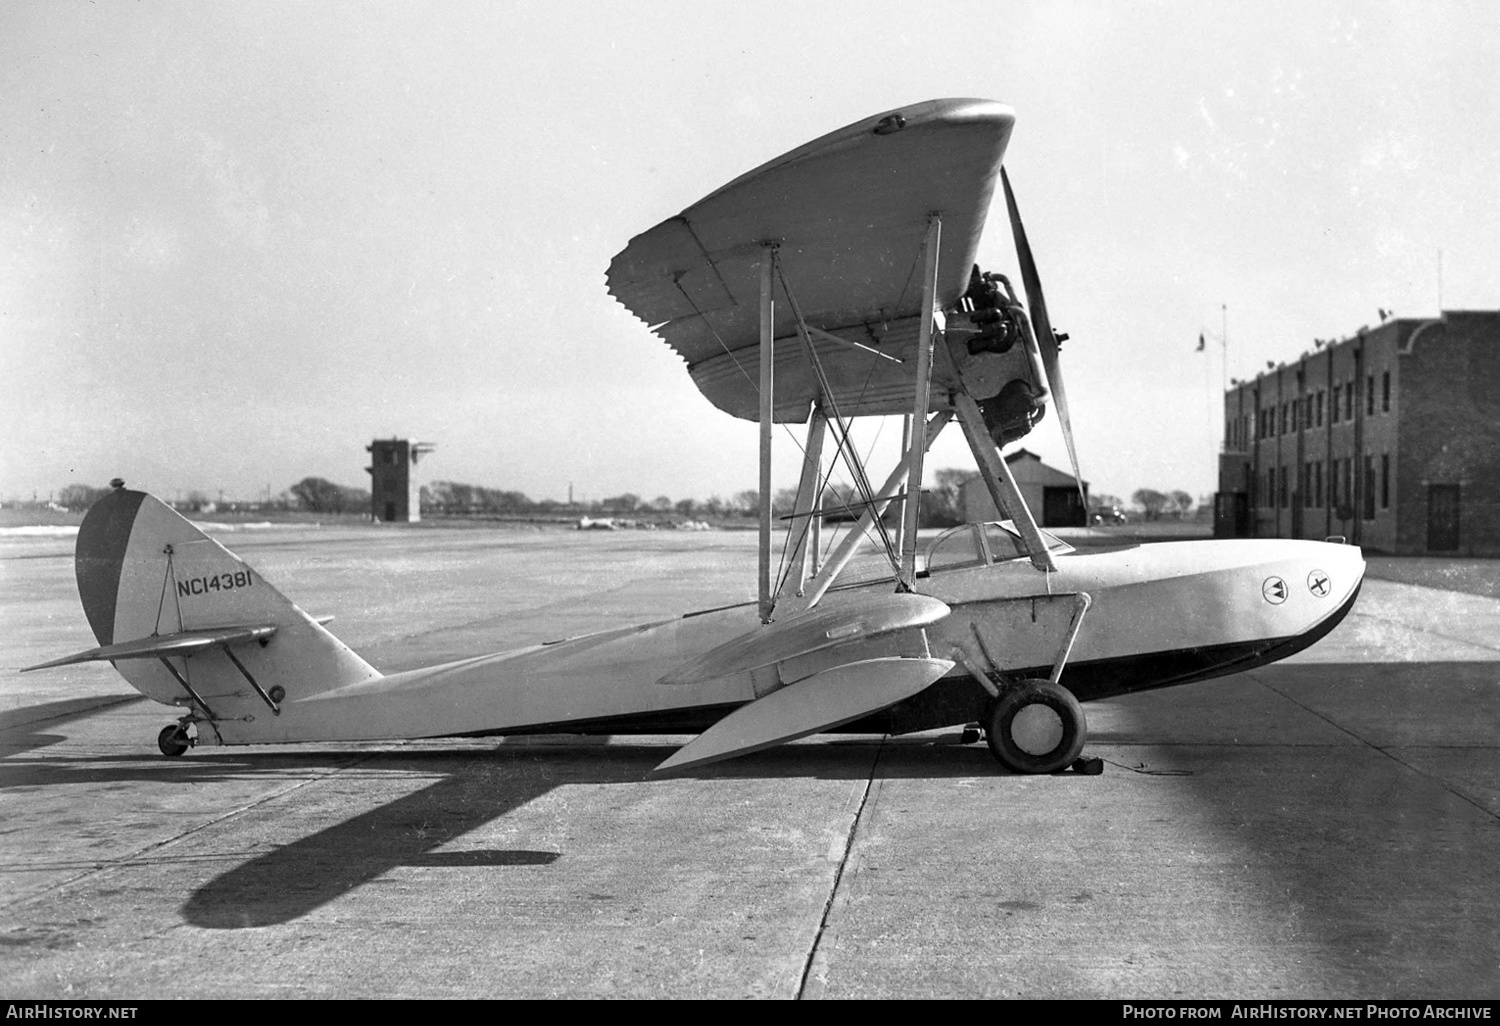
157 724 191 757
985 680 1086 774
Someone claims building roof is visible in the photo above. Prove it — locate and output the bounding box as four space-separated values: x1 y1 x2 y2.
962 449 1087 489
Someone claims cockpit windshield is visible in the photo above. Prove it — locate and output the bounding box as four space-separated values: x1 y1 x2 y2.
921 520 1074 575
822 520 1075 593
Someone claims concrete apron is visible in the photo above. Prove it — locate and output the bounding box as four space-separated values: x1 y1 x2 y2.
3 530 1498 998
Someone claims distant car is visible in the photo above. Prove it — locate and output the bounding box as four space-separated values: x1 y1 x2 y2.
1091 507 1127 526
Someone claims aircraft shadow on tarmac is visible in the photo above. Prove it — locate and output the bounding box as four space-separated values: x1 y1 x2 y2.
0 695 143 757
6 660 1499 982
176 740 995 930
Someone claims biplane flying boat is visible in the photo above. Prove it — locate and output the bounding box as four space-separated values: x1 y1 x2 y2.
27 99 1364 775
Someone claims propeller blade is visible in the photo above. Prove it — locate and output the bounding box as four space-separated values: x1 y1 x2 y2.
648 656 954 777
1001 167 1084 503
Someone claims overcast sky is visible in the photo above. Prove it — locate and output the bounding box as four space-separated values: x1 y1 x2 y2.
4 1 1497 507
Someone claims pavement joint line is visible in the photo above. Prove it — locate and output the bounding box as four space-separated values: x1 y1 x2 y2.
1348 610 1500 655
0 749 384 914
1253 676 1500 825
796 736 884 1000
1363 572 1500 603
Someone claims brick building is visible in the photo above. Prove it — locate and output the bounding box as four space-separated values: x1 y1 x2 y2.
1216 310 1500 554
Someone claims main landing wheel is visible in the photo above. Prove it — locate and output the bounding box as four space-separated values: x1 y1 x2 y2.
985 680 1086 774
157 724 192 758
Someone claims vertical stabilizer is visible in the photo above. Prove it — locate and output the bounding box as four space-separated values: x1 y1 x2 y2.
71 488 381 739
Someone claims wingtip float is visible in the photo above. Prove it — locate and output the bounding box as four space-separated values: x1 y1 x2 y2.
31 102 1365 777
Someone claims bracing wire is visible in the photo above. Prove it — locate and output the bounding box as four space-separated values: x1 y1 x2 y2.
775 266 904 579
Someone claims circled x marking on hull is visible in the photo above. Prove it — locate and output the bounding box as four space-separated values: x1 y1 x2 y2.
1308 570 1331 598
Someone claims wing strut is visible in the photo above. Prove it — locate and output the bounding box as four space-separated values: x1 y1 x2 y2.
899 215 943 581
787 410 951 613
777 270 903 585
954 392 1057 572
758 244 776 621
775 406 827 604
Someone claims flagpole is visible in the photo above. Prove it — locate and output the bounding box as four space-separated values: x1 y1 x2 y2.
1221 303 1228 394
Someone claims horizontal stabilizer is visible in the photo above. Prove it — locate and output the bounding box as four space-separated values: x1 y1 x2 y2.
649 655 954 777
23 624 278 672
658 593 950 688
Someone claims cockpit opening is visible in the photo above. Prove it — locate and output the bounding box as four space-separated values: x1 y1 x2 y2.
920 520 1075 575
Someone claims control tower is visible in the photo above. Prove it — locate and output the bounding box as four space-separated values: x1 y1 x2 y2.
366 438 435 523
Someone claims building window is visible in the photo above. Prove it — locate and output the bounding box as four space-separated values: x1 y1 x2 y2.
1315 461 1323 506
1367 375 1375 415
1331 387 1339 423
1316 391 1324 426
1381 453 1390 509
1345 381 1354 420
1342 458 1352 508
1382 370 1390 413
1279 465 1287 508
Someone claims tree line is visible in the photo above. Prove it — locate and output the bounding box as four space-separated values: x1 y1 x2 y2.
44 474 1203 522
1129 488 1197 520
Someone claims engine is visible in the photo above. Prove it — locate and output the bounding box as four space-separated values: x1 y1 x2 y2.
954 266 1048 445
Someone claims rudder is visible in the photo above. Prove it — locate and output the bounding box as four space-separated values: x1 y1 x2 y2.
71 487 382 744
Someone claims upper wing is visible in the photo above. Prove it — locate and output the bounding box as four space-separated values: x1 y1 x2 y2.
607 99 1015 422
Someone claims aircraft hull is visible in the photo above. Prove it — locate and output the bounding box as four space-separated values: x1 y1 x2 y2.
47 489 1364 755
215 537 1364 747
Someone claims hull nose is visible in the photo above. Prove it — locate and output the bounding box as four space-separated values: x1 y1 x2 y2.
1306 540 1365 612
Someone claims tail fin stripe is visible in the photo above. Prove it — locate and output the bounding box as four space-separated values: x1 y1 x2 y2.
75 488 147 646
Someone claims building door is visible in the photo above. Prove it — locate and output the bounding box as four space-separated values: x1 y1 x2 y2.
1214 492 1248 538
384 501 397 523
1427 485 1460 552
1042 487 1085 527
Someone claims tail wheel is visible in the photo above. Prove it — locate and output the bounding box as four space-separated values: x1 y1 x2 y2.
985 679 1086 774
157 724 191 758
